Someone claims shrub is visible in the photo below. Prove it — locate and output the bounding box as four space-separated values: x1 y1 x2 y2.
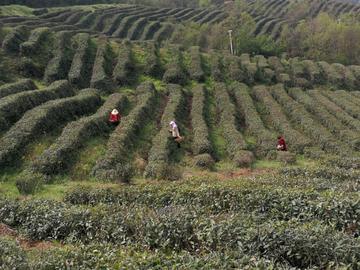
302 60 324 84
144 84 185 179
1 25 29 53
143 41 164 78
188 46 205 83
64 10 91 25
194 153 214 169
38 9 71 19
253 85 311 153
322 90 360 119
278 73 292 87
233 83 276 155
303 147 326 160
270 84 353 157
30 93 128 176
113 39 136 86
288 57 306 78
19 27 52 56
162 46 186 85
126 17 148 40
233 151 254 168
32 8 48 16
74 11 99 29
276 151 296 164
93 82 157 182
139 21 160 41
332 63 359 90
268 56 285 75
348 65 360 81
44 31 72 85
68 33 91 88
112 15 141 38
222 50 244 83
254 55 269 71
18 58 41 78
191 84 213 155
317 61 345 89
0 80 73 133
213 83 248 157
14 173 46 195
153 24 173 43
289 87 360 150
101 13 127 35
294 77 311 89
240 53 258 82
308 90 360 133
209 49 224 82
0 79 37 99
197 11 222 25
0 88 101 167
90 36 114 94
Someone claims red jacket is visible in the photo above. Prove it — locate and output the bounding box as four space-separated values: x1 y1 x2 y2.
278 138 287 151
110 113 122 122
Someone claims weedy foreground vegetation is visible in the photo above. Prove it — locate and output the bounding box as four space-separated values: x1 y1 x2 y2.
0 1 360 269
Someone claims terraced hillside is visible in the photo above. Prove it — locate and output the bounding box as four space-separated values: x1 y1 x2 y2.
1 18 360 188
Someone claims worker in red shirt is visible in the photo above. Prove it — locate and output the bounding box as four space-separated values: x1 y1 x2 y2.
277 136 287 151
109 109 122 126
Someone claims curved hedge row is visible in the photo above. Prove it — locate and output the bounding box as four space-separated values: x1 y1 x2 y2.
289 87 360 151
68 33 92 88
93 82 157 182
188 46 205 83
0 80 73 134
213 83 248 157
90 36 113 94
233 83 276 155
197 10 221 25
153 24 172 43
64 10 91 25
0 78 37 99
317 61 345 89
113 40 136 86
162 46 186 85
0 88 101 167
253 85 311 153
322 90 360 119
332 63 359 89
191 84 213 156
270 84 353 157
126 17 148 40
19 27 52 56
240 53 258 82
222 51 244 83
308 90 360 133
29 93 128 175
144 84 185 179
73 11 99 29
43 31 72 85
112 15 141 38
101 13 127 35
139 21 160 41
209 49 224 82
143 41 163 78
1 25 29 53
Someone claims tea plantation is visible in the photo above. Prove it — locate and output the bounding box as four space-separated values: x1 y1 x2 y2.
0 2 360 269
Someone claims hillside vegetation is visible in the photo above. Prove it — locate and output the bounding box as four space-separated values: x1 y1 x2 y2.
0 1 360 269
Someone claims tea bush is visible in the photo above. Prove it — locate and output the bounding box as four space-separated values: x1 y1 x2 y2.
288 57 305 78
322 90 360 119
1 25 29 53
276 151 296 164
68 33 91 88
289 87 360 150
144 84 185 179
233 83 276 155
194 153 214 169
222 50 244 83
332 63 358 90
162 45 186 85
30 93 128 176
19 27 52 56
64 10 91 25
279 73 292 87
254 55 269 71
317 61 345 89
209 49 224 82
139 21 161 41
14 173 47 195
213 83 248 157
112 15 142 38
90 36 114 94
73 11 99 29
349 65 360 81
268 56 285 75
143 41 164 78
153 24 173 43
0 78 37 99
191 84 213 156
101 13 127 35
127 17 148 40
294 77 312 89
44 31 72 85
0 88 101 167
233 150 254 168
188 46 205 83
302 60 326 85
93 82 157 182
270 84 353 157
38 9 71 19
0 80 73 133
113 39 136 86
253 85 311 153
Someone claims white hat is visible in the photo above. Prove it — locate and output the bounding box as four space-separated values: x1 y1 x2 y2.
112 109 118 115
169 121 174 125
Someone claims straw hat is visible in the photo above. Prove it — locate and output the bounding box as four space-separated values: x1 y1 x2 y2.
112 109 118 115
169 121 174 125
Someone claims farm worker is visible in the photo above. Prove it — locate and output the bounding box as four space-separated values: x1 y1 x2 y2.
277 136 287 151
169 121 181 148
109 109 122 126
